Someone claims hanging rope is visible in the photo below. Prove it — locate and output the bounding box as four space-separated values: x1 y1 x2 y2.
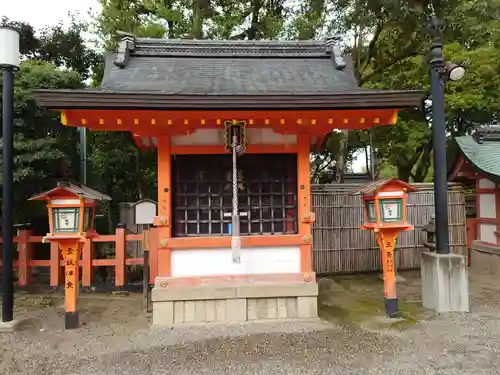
231 133 241 263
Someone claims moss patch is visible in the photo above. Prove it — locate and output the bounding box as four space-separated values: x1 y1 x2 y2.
318 273 427 332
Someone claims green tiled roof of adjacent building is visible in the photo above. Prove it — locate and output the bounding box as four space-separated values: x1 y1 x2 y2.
452 125 500 183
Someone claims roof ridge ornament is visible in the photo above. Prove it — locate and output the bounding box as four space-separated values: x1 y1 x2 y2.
114 31 136 69
132 38 328 57
325 35 346 70
473 124 500 143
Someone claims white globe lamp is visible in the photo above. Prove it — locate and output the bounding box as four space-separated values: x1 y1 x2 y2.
0 27 20 69
445 62 465 82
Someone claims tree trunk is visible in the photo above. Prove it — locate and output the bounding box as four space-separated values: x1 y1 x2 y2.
192 0 203 39
396 166 412 182
336 130 348 183
247 0 262 40
135 150 144 200
412 141 433 182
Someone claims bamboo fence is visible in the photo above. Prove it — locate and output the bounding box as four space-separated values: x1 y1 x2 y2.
311 183 467 275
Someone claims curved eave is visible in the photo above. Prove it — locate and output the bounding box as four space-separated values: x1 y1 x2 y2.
454 138 500 184
33 89 424 111
460 156 500 184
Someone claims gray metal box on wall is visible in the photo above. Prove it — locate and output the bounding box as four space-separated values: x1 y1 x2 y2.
119 199 157 258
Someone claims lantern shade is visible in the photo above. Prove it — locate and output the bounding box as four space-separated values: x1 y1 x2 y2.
0 27 20 68
53 207 80 233
365 200 377 222
379 198 403 222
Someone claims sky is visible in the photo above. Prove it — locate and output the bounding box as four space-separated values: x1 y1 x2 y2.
1 0 98 30
2 0 366 173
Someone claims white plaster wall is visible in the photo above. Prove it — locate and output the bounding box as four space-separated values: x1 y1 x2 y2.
479 178 496 189
172 129 222 146
171 246 301 277
169 128 301 146
479 223 498 244
247 128 297 145
140 137 155 147
479 194 497 219
141 129 313 148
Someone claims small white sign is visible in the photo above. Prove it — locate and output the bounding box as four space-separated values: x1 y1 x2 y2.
55 209 77 231
382 201 399 220
135 200 157 224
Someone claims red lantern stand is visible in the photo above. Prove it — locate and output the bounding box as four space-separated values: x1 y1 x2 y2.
350 178 417 317
29 182 111 329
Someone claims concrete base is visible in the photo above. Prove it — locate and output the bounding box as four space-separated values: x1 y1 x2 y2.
0 319 22 333
151 281 318 326
421 252 469 313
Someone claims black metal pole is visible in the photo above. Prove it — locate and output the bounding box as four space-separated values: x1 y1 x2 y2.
2 68 15 322
79 127 87 185
143 249 150 312
428 16 450 255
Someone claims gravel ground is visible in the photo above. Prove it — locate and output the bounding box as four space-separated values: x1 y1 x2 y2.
2 270 500 375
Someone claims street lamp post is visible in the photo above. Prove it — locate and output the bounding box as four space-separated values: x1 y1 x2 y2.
0 27 20 323
421 8 469 315
427 15 464 255
428 16 450 255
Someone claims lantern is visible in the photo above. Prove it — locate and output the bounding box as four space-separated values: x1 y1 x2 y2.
30 182 110 240
350 178 417 318
357 180 415 231
29 182 111 329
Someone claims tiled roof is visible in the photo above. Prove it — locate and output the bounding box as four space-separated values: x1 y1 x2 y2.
100 36 359 95
454 128 500 181
348 177 417 195
29 181 112 201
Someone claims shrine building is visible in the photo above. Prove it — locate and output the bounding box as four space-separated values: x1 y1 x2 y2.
449 125 500 247
35 35 423 325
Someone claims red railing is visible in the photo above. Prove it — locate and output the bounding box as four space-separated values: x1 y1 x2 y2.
0 228 156 286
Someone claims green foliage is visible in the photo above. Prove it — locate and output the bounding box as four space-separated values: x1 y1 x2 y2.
87 131 157 232
340 0 500 182
0 60 82 222
94 0 337 45
1 17 160 230
92 0 500 185
2 17 100 81
95 0 169 49
0 19 96 224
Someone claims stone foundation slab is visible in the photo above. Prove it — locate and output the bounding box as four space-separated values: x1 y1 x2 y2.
152 281 318 326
